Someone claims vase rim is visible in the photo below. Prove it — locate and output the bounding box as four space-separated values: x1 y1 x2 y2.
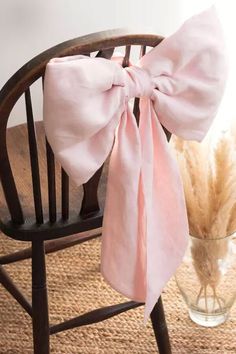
189 230 236 241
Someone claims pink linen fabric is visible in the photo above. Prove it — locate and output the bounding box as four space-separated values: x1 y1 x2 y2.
43 6 227 322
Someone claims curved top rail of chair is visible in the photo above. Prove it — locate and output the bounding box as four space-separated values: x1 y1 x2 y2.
0 29 163 127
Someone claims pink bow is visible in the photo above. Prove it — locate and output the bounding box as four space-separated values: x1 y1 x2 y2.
43 7 227 322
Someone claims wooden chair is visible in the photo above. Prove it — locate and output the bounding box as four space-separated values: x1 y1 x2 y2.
0 29 172 354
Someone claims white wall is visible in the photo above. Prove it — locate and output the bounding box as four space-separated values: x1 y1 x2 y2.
1 1 235 133
0 0 182 127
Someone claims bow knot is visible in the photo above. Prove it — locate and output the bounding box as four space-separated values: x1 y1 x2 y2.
124 66 155 100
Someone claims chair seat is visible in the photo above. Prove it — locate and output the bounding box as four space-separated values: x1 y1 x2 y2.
0 122 106 241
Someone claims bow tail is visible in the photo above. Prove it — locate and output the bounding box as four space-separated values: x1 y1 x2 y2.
139 99 189 322
101 100 188 323
101 107 147 302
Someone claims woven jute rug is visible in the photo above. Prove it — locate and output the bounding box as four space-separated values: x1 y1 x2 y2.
0 234 235 354
0 124 235 353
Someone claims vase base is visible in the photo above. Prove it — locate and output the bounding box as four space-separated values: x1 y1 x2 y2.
189 307 229 327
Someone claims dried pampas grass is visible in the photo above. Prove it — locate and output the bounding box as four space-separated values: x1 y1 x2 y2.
172 132 236 238
172 131 236 311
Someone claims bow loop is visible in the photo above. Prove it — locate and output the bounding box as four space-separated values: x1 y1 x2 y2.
138 6 227 141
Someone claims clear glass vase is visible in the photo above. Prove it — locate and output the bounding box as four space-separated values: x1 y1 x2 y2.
175 232 236 327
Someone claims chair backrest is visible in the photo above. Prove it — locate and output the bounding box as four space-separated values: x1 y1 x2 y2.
0 29 166 241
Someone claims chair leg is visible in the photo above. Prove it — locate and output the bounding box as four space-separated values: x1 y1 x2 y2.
32 239 50 354
150 296 172 354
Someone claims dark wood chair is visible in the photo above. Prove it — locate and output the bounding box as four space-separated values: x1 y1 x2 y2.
0 29 172 354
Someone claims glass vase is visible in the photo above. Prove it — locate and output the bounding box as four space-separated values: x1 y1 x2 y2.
175 232 236 327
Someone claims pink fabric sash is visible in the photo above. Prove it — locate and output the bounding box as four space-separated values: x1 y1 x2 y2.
43 7 227 322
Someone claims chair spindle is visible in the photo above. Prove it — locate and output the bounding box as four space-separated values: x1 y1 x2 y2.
122 45 131 68
46 140 57 223
61 168 69 220
132 46 147 125
25 88 44 224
